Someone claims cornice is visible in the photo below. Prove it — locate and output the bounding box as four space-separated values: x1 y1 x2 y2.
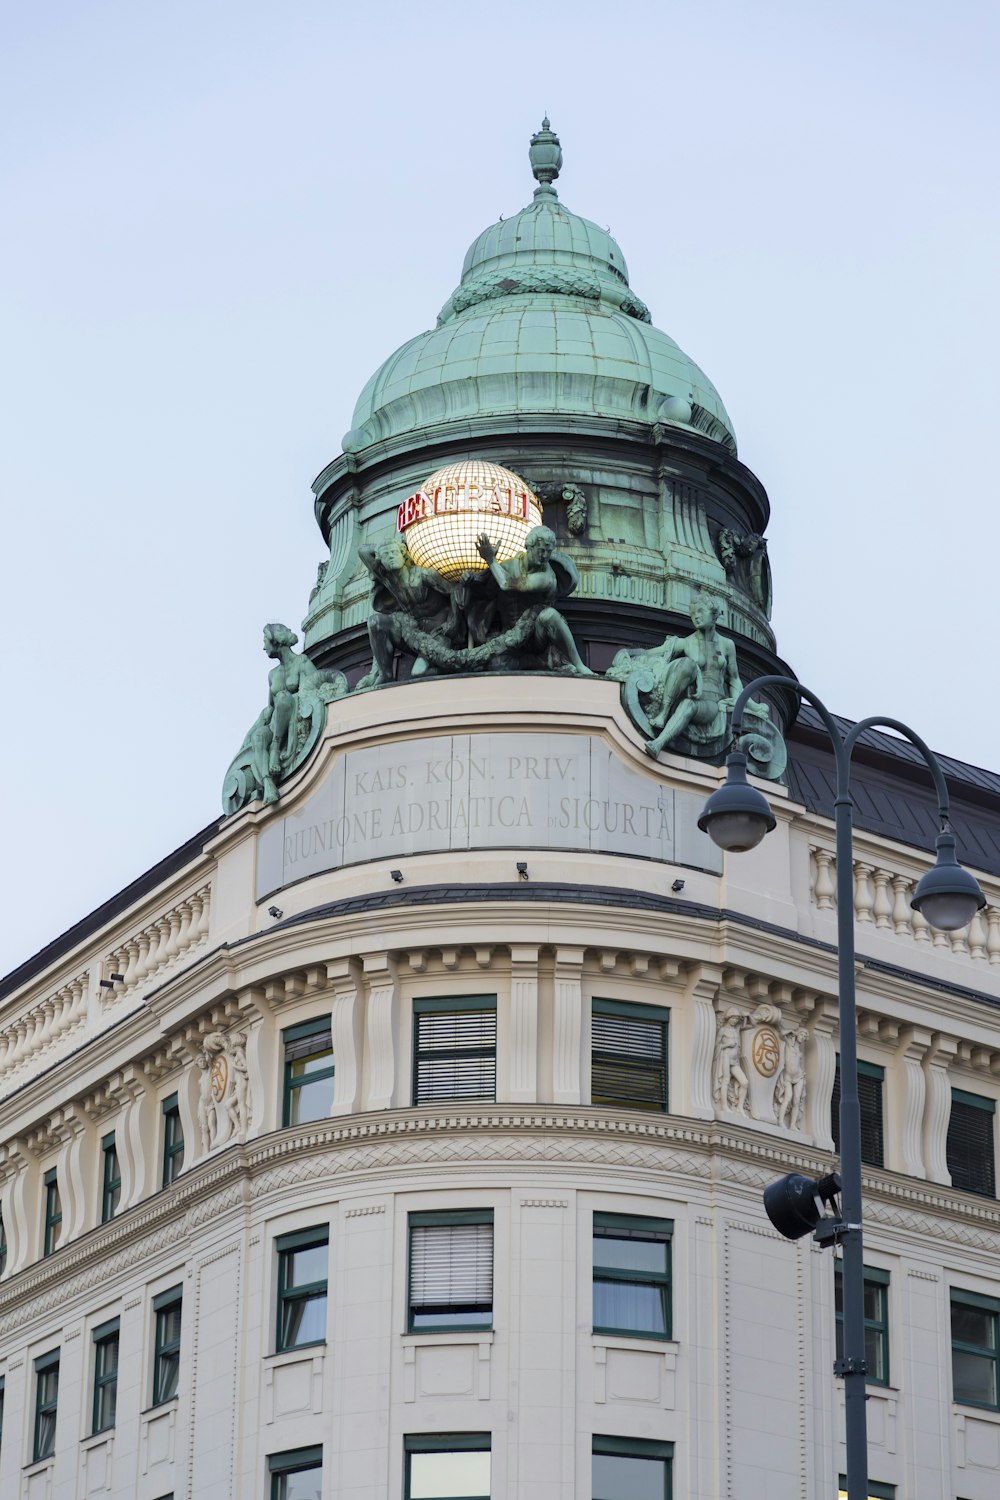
2 1106 999 1338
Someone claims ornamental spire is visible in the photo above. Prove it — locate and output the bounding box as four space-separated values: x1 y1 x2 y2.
528 117 562 197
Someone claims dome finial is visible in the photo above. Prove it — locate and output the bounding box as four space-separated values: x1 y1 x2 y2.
529 117 562 198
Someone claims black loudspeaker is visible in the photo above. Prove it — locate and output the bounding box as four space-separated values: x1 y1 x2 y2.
763 1173 824 1240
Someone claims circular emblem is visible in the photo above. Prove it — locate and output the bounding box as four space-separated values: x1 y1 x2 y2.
210 1054 229 1102
751 1027 781 1078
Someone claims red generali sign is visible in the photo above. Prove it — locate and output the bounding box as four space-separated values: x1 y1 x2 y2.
397 478 531 534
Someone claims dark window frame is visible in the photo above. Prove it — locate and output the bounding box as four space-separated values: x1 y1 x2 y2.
101 1131 122 1223
33 1349 59 1463
152 1285 182 1406
593 1434 673 1500
92 1317 120 1433
282 1017 335 1127
947 1089 996 1198
43 1168 62 1256
593 1212 673 1341
834 1262 890 1386
412 996 497 1107
161 1095 184 1188
268 1444 323 1500
404 1432 491 1500
831 1056 885 1167
591 998 669 1113
276 1227 329 1352
951 1288 1000 1411
407 1209 494 1334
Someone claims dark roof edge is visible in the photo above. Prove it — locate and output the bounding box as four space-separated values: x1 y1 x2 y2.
261 882 1000 1013
0 818 222 1002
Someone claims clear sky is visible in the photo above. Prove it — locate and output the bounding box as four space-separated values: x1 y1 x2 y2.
2 1 998 976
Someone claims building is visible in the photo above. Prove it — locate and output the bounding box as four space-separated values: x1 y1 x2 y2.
1 122 1000 1500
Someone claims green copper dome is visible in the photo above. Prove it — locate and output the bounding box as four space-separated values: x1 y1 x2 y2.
342 123 736 455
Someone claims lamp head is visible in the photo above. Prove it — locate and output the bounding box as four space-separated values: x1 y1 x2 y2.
763 1170 842 1241
911 831 986 932
697 752 777 852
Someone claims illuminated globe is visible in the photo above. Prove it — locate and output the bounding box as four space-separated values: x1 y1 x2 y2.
396 459 544 579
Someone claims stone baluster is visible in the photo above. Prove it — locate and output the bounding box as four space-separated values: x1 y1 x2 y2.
8 1018 28 1067
950 922 971 958
134 928 153 984
174 899 194 957
121 938 141 990
968 910 988 961
987 908 1000 964
813 849 836 910
911 903 931 944
931 915 950 949
872 869 893 930
143 922 162 978
195 886 211 941
853 862 874 924
891 874 912 936
162 908 183 967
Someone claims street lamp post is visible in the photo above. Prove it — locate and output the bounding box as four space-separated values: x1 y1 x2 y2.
697 676 986 1500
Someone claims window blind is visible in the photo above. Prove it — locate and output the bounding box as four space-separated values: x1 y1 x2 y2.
413 1007 496 1104
948 1091 996 1197
592 1008 667 1111
409 1221 493 1309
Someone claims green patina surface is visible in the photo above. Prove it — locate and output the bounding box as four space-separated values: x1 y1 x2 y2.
342 124 734 456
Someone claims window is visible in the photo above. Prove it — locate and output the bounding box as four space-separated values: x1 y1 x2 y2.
0 1206 7 1275
43 1168 62 1255
592 1000 668 1112
948 1090 996 1198
413 998 496 1105
268 1444 322 1500
593 1213 672 1340
276 1228 329 1351
835 1264 890 1385
102 1132 122 1222
33 1350 59 1462
593 1436 673 1499
837 1480 895 1499
161 1095 184 1187
831 1058 884 1167
92 1318 120 1433
152 1286 182 1405
408 1211 493 1332
951 1289 1000 1409
405 1434 490 1499
282 1018 334 1126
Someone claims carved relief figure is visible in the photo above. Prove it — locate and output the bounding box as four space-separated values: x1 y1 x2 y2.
356 536 464 688
471 526 592 675
716 526 772 614
195 1032 253 1150
222 625 348 814
774 1026 808 1131
713 1009 749 1114
563 484 588 535
608 591 787 780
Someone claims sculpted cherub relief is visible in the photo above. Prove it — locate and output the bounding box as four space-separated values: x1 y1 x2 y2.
196 1031 252 1151
712 1005 809 1131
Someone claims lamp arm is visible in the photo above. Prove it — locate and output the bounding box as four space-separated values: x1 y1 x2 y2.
843 715 951 825
731 674 851 787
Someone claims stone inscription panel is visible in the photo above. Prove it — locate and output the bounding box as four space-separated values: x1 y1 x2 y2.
256 731 722 899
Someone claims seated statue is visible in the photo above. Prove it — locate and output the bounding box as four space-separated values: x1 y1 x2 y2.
608 592 787 779
222 623 347 814
355 537 464 688
608 593 738 758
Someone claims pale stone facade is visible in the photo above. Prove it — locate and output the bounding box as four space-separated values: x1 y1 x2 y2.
1 677 999 1498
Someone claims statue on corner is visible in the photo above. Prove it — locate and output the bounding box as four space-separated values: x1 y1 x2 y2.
222 624 348 814
607 591 786 780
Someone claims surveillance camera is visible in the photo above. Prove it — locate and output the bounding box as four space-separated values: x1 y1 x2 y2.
267 905 283 920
